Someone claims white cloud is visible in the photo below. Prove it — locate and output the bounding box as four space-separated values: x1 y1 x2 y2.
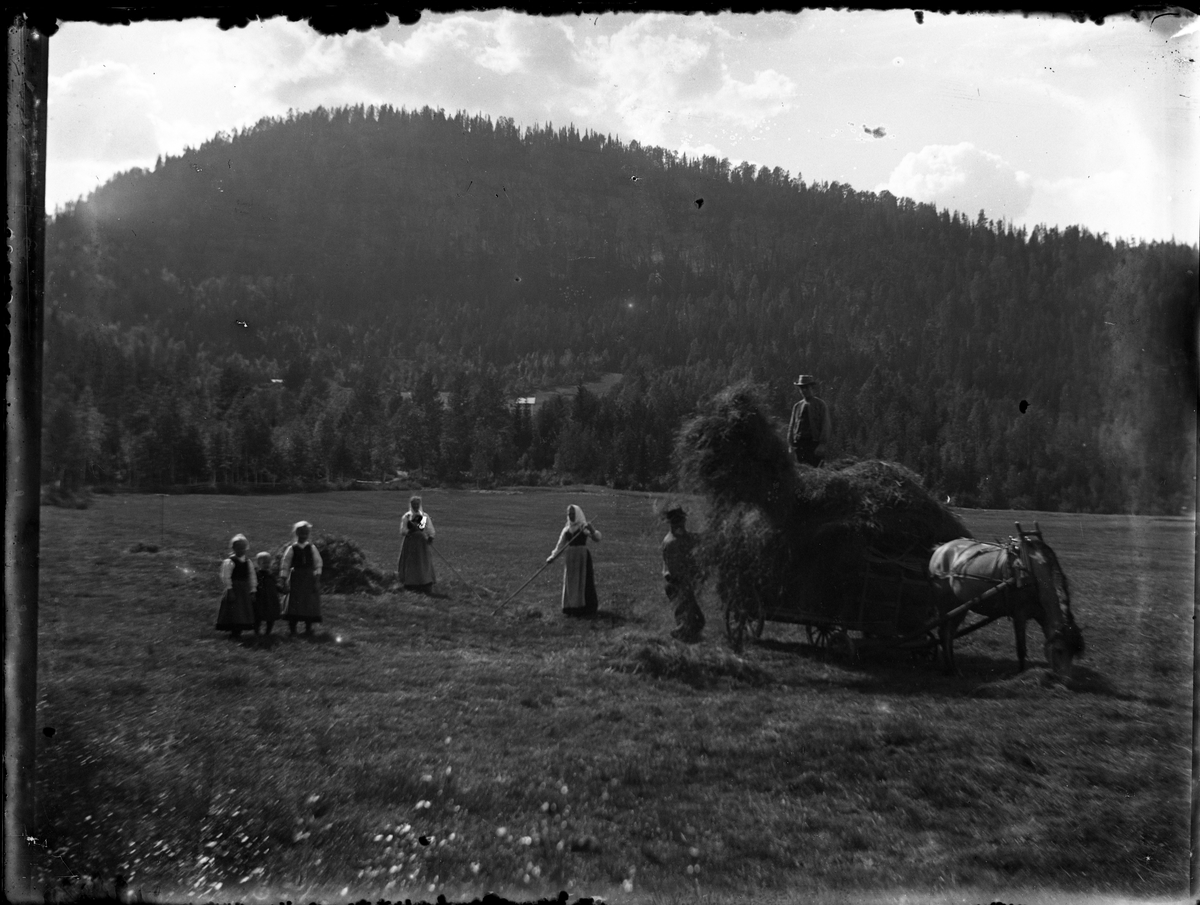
47 60 166 207
1022 167 1198 244
710 67 796 128
677 141 723 160
574 15 795 145
49 61 162 163
882 142 1035 223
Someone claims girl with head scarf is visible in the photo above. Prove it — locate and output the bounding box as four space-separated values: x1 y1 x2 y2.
397 495 437 592
215 533 257 637
547 504 601 617
280 520 323 635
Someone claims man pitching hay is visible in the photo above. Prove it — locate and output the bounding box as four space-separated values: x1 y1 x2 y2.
787 373 833 467
662 504 704 643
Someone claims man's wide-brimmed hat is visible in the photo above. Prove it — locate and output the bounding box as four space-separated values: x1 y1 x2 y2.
662 504 687 520
794 374 819 386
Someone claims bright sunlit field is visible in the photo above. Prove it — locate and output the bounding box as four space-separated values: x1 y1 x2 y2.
31 488 1193 904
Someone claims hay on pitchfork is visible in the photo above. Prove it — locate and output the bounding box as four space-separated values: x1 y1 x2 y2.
675 381 970 618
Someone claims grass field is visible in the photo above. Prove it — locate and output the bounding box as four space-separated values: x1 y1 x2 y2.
30 487 1194 904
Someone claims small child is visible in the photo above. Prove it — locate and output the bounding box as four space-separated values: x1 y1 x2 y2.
215 534 257 638
253 551 283 636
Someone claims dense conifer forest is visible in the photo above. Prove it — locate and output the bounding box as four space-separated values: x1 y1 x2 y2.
43 104 1197 513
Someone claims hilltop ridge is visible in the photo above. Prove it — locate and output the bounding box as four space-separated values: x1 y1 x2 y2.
42 105 1197 512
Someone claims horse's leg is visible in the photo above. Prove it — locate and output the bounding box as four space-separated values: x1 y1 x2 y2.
1013 608 1027 672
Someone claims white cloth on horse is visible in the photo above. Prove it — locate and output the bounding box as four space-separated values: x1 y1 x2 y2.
929 539 1016 602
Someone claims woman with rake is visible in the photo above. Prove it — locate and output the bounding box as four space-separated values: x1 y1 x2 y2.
397 495 437 593
548 504 602 617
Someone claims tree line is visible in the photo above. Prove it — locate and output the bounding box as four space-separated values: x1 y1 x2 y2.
43 104 1197 513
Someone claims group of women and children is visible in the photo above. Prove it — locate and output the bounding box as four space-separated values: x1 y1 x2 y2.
214 520 324 638
216 495 704 642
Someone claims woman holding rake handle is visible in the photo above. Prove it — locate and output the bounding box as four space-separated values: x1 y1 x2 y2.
397 495 437 593
549 504 601 618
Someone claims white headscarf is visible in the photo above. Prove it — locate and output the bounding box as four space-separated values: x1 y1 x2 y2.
407 496 427 530
292 520 312 544
565 504 587 530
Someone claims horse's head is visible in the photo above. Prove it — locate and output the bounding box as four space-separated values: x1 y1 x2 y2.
1024 538 1085 675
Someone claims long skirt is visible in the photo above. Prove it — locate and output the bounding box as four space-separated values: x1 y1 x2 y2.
397 535 436 589
286 565 322 622
215 580 255 631
667 580 705 640
561 546 598 616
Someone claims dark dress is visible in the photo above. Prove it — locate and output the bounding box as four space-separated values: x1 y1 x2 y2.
254 567 283 625
397 513 436 590
285 543 322 623
561 530 598 616
215 556 256 632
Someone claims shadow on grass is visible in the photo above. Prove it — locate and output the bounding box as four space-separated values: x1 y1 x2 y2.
298 631 335 644
235 633 287 650
750 635 1120 700
590 609 629 627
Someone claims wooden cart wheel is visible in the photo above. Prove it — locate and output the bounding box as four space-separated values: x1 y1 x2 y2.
806 624 832 649
724 601 748 654
828 630 857 662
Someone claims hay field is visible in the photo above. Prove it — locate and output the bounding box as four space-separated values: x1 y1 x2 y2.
31 489 1193 904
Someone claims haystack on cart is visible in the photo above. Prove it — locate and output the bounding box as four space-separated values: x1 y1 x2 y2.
722 522 1047 660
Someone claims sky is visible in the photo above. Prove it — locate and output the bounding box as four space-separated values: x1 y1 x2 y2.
46 9 1200 245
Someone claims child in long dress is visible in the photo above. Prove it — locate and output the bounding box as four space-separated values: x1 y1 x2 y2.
253 551 283 636
548 504 601 617
281 521 323 636
215 534 257 637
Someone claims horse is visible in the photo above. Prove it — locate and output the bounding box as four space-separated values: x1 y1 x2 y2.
928 527 1084 676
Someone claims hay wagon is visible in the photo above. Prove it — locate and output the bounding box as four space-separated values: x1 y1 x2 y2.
722 522 1048 661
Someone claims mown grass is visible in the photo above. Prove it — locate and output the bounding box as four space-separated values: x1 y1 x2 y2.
30 490 1192 903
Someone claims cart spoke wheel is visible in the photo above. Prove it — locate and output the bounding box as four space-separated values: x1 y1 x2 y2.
828 630 857 662
806 624 832 649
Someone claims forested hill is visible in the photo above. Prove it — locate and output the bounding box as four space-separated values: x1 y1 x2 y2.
44 104 1196 513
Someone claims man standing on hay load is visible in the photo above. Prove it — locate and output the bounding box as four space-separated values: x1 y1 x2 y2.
787 374 833 467
662 505 704 643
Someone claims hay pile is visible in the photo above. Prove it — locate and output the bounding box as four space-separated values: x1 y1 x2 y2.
675 381 970 621
606 637 775 689
272 534 392 595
